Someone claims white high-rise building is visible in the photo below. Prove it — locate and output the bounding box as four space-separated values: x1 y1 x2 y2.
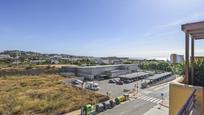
170 54 184 64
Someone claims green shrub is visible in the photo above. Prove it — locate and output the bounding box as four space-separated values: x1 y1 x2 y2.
26 66 33 70
194 59 204 86
45 65 51 69
139 61 172 72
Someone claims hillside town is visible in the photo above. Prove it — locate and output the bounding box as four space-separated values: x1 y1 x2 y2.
0 50 177 66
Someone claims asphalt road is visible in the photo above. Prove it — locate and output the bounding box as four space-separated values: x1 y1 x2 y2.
98 81 170 115
67 74 173 115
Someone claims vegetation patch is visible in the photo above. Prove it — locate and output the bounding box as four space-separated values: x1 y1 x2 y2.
0 75 108 114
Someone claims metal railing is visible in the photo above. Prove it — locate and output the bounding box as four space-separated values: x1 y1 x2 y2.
177 89 197 115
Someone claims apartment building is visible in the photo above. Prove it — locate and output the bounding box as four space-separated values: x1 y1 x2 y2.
170 54 184 64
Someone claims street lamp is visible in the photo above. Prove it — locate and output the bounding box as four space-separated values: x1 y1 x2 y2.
81 81 85 115
158 93 164 109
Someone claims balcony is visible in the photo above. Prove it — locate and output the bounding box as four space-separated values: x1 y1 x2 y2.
169 77 204 115
169 21 204 115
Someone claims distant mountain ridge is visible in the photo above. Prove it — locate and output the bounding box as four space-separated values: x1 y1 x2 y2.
0 50 90 58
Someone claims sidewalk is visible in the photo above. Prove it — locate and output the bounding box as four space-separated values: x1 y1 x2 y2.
65 110 80 115
144 104 169 115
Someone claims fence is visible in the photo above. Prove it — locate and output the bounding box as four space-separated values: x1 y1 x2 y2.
177 89 197 115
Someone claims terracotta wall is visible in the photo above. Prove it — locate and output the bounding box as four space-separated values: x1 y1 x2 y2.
169 77 204 115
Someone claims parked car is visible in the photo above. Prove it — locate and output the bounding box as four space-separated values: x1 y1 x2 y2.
123 80 132 84
116 80 124 85
109 79 117 83
97 77 105 81
141 82 148 89
72 79 83 85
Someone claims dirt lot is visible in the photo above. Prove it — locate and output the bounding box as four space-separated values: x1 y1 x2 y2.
0 74 108 115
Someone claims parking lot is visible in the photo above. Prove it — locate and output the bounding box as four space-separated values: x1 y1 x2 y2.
97 78 142 98
96 74 176 98
67 72 176 98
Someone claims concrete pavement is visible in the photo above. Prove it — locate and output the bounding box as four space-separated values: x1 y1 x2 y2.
98 80 170 115
98 98 156 115
144 105 168 115
67 77 172 115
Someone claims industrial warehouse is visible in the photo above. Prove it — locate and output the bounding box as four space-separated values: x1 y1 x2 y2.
119 72 151 82
61 64 138 80
141 72 173 88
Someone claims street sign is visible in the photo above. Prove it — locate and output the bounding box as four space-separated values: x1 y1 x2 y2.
161 93 164 97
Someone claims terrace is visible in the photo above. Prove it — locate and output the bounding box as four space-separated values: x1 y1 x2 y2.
169 21 204 115
182 21 204 85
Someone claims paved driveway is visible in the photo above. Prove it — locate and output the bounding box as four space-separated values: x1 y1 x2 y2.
97 78 141 98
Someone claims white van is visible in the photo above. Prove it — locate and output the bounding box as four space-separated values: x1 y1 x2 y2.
85 82 100 91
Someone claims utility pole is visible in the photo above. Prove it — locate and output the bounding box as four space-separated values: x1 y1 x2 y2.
161 93 164 105
159 93 164 109
135 82 139 94
16 50 19 67
93 80 97 104
134 84 136 93
136 83 139 94
81 81 84 115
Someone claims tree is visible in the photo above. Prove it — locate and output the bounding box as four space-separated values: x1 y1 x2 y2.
139 61 172 72
123 61 132 64
194 59 204 86
171 63 184 75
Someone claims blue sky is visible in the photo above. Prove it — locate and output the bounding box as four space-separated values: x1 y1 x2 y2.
0 0 204 59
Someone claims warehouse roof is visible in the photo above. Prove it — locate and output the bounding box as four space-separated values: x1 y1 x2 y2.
119 72 150 79
62 64 138 69
146 72 172 80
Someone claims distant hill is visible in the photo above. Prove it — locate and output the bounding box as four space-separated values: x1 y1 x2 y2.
0 50 87 58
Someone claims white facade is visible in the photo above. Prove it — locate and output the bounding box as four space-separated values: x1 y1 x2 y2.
0 54 12 60
170 54 184 64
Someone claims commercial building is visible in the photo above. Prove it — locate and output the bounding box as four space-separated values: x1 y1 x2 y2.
145 72 172 84
170 54 184 64
140 72 172 88
0 54 12 60
61 64 138 80
100 57 129 65
119 72 150 81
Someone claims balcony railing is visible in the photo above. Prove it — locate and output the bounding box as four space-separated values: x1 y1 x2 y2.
177 89 197 115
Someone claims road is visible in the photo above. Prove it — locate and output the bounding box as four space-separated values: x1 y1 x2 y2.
98 81 170 115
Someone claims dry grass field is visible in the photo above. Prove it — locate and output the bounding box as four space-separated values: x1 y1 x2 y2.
0 74 108 115
36 64 79 68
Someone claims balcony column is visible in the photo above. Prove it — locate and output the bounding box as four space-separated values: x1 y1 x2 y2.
191 38 195 85
185 32 190 84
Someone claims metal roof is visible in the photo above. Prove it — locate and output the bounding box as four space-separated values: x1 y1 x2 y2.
182 21 204 40
146 72 172 80
119 72 150 79
63 64 138 69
